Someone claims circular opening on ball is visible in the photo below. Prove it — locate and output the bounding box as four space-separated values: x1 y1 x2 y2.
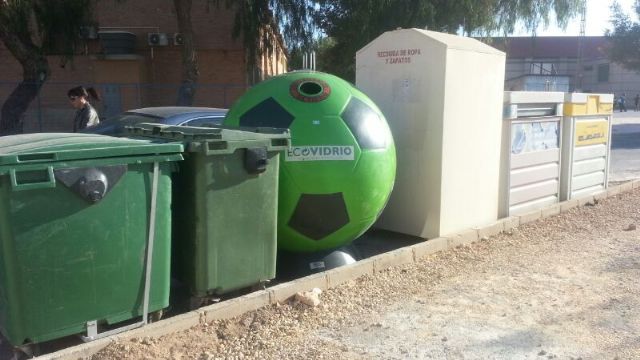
299 81 324 96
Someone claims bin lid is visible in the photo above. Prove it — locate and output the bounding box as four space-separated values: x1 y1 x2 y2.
564 93 614 104
125 123 291 153
504 91 565 104
0 133 184 166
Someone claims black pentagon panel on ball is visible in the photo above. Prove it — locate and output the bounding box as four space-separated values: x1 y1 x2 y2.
341 97 389 150
288 193 350 240
239 97 295 128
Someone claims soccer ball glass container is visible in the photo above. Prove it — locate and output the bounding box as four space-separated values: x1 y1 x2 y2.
224 71 396 253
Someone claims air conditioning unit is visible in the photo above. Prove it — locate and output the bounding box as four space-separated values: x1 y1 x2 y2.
173 33 184 46
147 32 168 46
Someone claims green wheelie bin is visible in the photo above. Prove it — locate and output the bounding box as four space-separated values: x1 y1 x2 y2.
0 133 183 349
127 124 290 302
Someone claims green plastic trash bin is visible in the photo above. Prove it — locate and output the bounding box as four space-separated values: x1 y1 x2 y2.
127 124 290 298
0 133 183 347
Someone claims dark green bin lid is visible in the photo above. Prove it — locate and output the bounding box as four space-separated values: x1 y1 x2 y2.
0 133 184 167
125 123 291 155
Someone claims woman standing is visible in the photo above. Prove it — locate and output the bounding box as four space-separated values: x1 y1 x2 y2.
68 86 101 132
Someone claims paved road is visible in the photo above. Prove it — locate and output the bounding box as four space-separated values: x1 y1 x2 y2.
610 111 640 182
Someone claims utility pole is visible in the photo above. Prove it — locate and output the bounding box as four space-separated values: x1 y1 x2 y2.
576 1 587 91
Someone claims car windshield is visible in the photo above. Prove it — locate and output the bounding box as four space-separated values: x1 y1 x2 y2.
181 117 225 127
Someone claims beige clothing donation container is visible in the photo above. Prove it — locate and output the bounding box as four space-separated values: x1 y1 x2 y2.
560 93 613 200
356 28 506 239
500 91 564 217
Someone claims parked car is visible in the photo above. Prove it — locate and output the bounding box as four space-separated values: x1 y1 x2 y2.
82 106 228 136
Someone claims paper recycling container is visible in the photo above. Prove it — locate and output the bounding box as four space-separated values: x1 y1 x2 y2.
500 91 564 217
0 133 183 347
561 93 613 200
126 124 290 299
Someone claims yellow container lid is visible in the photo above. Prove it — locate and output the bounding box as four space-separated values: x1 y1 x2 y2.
564 93 614 116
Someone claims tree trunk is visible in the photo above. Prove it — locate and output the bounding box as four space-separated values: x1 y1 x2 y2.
1 80 45 135
0 5 50 136
174 0 199 106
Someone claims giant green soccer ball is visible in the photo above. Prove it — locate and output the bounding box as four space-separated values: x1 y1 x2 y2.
224 71 396 253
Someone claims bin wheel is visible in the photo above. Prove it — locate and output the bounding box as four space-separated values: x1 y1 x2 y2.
189 296 221 310
189 296 205 310
13 343 40 360
251 280 270 292
149 310 164 323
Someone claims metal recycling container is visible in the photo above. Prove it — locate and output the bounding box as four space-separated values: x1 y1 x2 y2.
500 91 564 217
126 124 290 298
561 93 614 200
0 133 183 347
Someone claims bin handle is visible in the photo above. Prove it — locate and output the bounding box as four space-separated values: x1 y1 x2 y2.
9 167 56 191
142 161 159 325
203 141 229 156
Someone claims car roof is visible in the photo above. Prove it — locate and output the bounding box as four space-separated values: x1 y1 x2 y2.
83 106 229 135
126 107 228 118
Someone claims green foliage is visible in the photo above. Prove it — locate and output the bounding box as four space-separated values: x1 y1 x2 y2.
217 0 316 70
490 0 583 35
288 36 335 71
0 1 33 44
0 0 93 134
0 0 92 61
35 0 92 58
607 0 640 71
314 0 584 80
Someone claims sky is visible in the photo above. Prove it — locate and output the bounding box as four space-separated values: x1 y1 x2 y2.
511 0 637 36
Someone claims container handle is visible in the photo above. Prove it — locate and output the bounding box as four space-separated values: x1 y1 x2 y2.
9 167 56 191
204 141 229 155
17 153 56 162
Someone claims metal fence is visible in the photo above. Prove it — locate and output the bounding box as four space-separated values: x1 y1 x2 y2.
0 81 248 133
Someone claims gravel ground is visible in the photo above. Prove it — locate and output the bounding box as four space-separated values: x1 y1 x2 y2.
87 188 638 359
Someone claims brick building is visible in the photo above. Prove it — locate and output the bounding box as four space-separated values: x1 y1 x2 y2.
0 0 288 132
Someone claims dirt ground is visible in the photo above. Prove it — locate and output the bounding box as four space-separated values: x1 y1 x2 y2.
90 187 640 360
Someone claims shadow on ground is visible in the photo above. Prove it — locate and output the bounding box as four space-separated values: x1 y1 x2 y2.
612 124 640 150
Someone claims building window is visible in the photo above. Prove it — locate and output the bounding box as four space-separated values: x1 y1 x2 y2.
530 62 556 75
597 63 609 82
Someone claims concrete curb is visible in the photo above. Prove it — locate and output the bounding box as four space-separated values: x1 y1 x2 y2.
541 204 561 218
410 237 448 260
500 216 520 232
518 209 542 225
268 273 328 305
37 337 114 360
198 290 271 323
372 247 414 272
475 221 504 239
36 181 637 360
560 199 579 212
446 229 479 248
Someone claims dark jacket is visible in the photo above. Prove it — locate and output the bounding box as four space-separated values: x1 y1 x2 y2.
73 103 100 132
